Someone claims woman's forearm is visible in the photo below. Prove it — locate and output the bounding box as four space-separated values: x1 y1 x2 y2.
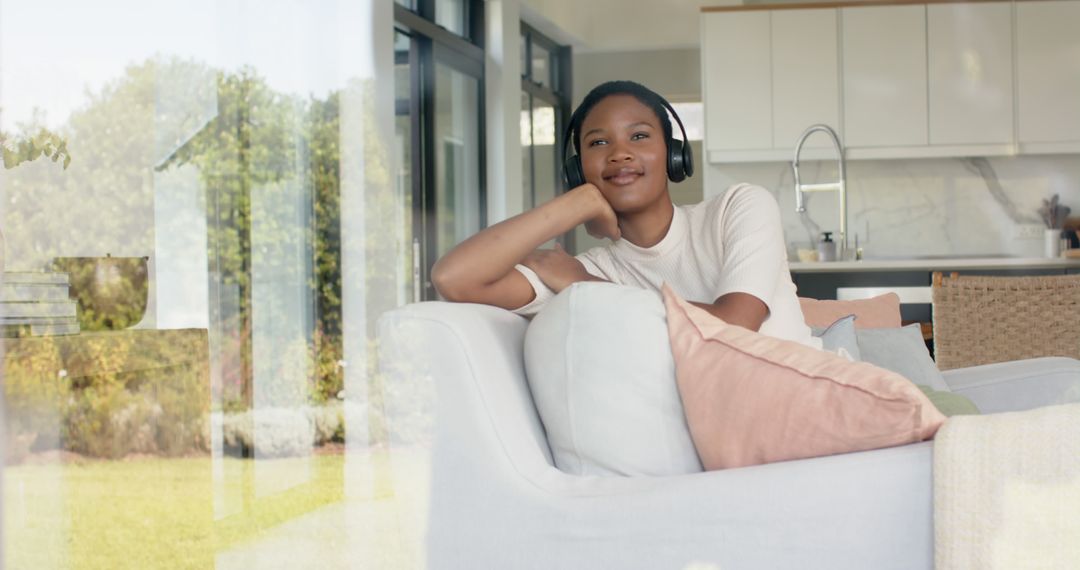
690 293 768 332
431 184 606 301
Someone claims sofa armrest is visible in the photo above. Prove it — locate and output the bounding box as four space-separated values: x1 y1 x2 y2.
941 357 1080 414
376 301 555 465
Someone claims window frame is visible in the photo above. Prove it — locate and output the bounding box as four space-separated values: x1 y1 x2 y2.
396 0 484 48
520 22 572 248
395 1 486 301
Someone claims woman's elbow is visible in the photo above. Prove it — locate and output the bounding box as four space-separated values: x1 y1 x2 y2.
430 261 461 301
432 260 483 302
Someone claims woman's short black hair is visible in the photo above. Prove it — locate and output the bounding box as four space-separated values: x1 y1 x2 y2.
569 80 673 154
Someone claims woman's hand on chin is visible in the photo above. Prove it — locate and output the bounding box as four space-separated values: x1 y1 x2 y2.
576 183 620 241
522 243 605 293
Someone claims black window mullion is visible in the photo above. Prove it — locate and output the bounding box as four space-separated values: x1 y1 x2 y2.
395 3 482 64
557 45 573 99
418 35 439 301
470 0 484 49
396 0 486 297
416 0 434 22
519 22 574 249
559 43 574 252
408 33 426 302
432 43 483 81
522 81 560 107
478 67 487 230
523 27 532 81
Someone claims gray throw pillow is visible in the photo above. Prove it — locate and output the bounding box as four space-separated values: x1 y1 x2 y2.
814 320 979 415
856 324 951 392
811 314 861 361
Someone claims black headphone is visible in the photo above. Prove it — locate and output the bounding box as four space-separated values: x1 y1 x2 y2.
562 91 694 189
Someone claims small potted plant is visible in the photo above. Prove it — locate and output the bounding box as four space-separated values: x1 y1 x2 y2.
1038 194 1071 258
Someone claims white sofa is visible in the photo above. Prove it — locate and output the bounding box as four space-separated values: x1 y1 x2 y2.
376 301 1080 570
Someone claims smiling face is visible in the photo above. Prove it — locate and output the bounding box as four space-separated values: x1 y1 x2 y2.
578 94 670 215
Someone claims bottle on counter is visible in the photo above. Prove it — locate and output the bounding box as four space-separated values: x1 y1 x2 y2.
817 231 837 262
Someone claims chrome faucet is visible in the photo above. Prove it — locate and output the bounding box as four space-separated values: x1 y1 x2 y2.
792 124 847 261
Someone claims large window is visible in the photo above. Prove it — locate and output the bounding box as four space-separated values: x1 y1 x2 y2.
0 2 477 567
520 23 571 246
395 1 485 301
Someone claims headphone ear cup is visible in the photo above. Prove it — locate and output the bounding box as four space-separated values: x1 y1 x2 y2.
682 138 694 179
563 155 585 189
667 139 686 183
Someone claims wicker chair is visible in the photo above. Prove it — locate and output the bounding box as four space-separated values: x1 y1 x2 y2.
931 272 1080 370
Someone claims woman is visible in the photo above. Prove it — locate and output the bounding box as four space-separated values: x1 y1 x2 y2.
432 80 818 348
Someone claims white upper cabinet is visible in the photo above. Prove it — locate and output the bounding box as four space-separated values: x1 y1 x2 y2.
703 9 840 161
841 5 928 149
701 1 1080 162
927 3 1014 149
771 9 841 152
1016 0 1080 152
702 11 772 152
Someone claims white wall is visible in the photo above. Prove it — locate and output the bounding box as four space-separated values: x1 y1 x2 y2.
572 49 701 104
522 0 724 52
485 0 525 223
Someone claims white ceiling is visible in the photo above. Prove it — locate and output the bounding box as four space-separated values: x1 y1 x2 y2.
521 0 727 53
521 0 890 53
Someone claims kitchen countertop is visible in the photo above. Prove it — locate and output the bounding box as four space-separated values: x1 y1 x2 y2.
789 256 1080 273
702 0 1045 13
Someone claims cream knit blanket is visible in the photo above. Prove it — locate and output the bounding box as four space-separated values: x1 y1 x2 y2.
934 403 1080 569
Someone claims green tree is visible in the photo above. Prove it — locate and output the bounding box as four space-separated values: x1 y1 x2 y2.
158 64 354 408
1 128 70 170
4 56 406 451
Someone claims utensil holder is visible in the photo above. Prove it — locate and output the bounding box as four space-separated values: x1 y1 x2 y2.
1045 228 1062 258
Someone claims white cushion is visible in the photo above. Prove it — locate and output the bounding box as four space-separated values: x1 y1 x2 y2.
523 282 702 476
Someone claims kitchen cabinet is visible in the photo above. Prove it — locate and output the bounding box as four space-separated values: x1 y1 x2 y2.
702 9 840 162
701 11 772 153
771 9 841 153
702 1 1080 162
840 5 928 149
927 2 1014 151
1016 0 1080 153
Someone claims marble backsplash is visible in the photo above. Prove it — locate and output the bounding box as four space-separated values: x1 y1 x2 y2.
706 155 1080 260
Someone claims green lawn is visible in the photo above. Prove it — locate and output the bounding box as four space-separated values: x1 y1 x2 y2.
3 453 404 570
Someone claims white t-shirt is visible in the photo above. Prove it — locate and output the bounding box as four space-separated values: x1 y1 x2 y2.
512 183 821 349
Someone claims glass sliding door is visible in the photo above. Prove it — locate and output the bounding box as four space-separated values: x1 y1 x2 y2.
394 3 486 301
529 97 558 209
394 29 420 306
520 22 571 249
521 92 558 248
0 1 440 568
432 55 483 266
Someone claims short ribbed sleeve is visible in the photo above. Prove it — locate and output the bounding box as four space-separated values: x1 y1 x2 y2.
510 264 555 317
711 185 785 313
510 255 607 317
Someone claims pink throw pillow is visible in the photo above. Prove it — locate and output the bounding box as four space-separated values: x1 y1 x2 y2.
663 284 945 470
799 293 901 329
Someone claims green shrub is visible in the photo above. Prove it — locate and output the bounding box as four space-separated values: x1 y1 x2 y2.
4 340 69 462
63 373 138 458
4 331 211 460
